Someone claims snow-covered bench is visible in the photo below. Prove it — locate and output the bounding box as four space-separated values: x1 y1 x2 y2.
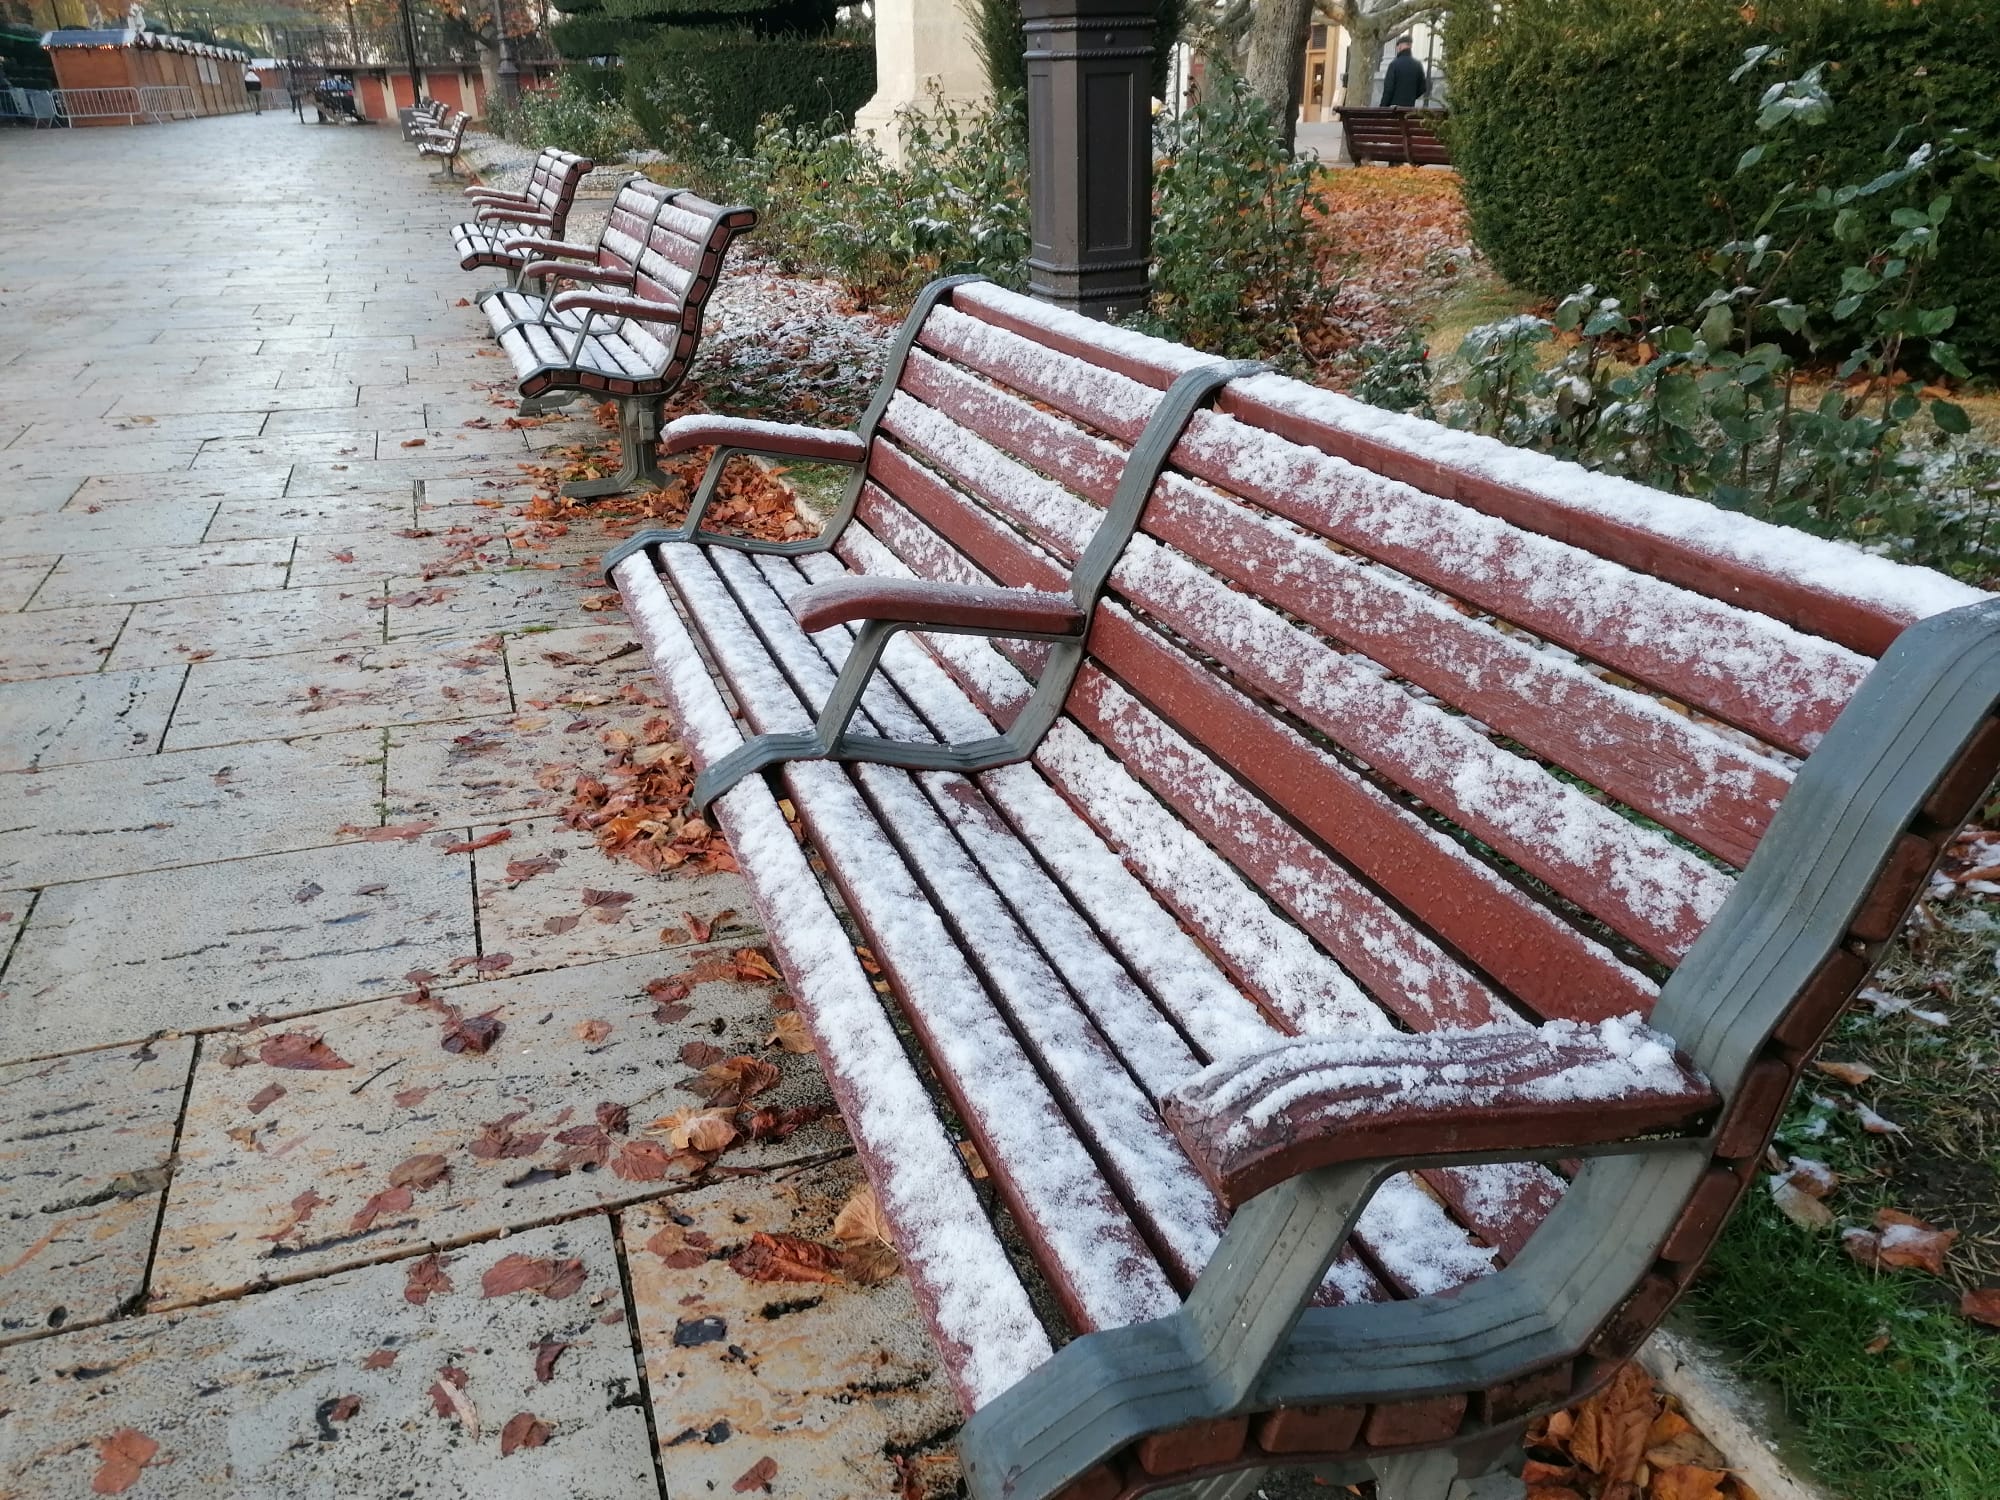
475 180 755 498
451 147 595 286
415 107 467 178
601 276 2000 1500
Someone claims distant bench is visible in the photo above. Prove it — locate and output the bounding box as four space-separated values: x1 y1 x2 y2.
415 106 467 177
602 276 2000 1499
1336 106 1450 167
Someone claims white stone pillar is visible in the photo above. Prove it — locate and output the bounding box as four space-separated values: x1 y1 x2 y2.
852 0 991 164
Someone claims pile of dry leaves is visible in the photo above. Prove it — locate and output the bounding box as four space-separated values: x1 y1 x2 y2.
1524 1362 1755 1500
1309 166 1477 368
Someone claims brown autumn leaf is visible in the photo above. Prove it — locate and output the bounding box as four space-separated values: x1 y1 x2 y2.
544 913 581 934
1649 1465 1730 1500
401 437 427 448
832 1185 901 1286
1643 1409 1729 1471
1813 1058 1877 1086
500 1412 552 1456
247 1082 286 1114
1778 1157 1837 1199
441 1009 505 1055
1960 1287 2000 1328
389 1153 450 1191
327 1394 362 1423
336 819 437 842
609 1139 680 1181
404 1253 453 1305
439 828 513 854
260 1188 329 1242
582 887 634 909
533 1339 569 1383
91 1429 158 1494
595 1101 629 1134
469 1114 545 1160
393 1086 433 1109
688 1055 781 1107
653 1107 738 1153
506 854 562 883
733 948 782 983
349 1185 414 1232
481 1253 587 1300
429 1370 479 1437
745 1105 822 1142
1845 1208 1958 1275
645 1222 715 1269
574 1019 613 1044
678 1039 728 1069
765 1012 814 1054
733 1455 779 1493
361 1348 399 1370
729 1232 845 1284
259 1033 352 1070
1567 1361 1656 1484
1769 1175 1833 1231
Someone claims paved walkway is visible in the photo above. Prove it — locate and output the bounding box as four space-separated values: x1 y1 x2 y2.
0 114 955 1499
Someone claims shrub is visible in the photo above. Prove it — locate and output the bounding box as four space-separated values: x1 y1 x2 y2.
484 69 648 161
1445 0 2000 369
624 29 875 147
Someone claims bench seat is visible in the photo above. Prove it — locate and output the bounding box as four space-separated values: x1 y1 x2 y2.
452 148 594 276
607 279 2000 1499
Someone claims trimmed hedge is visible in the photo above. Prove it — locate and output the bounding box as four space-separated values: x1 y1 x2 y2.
1446 0 2000 369
624 29 874 146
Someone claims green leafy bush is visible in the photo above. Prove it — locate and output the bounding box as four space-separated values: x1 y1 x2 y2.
484 69 648 162
1446 0 2000 369
624 29 875 147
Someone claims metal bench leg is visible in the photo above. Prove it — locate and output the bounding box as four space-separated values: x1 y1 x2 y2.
517 390 582 417
561 395 668 499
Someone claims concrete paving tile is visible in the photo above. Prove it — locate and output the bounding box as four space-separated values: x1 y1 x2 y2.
378 427 534 461
153 946 841 1302
0 556 57 611
259 404 427 437
206 493 413 542
164 637 509 750
384 568 585 640
0 477 81 517
0 841 476 1056
0 1217 656 1499
109 584 384 669
472 819 743 977
32 539 292 611
0 498 219 555
68 467 290 507
622 1159 962 1499
0 1038 195 1346
0 442 200 479
9 413 266 449
418 473 539 510
287 527 509 590
191 433 377 468
0 606 127 682
0 667 182 771
504 624 655 706
0 731 384 889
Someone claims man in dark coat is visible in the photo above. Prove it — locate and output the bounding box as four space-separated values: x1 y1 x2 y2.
1380 36 1428 108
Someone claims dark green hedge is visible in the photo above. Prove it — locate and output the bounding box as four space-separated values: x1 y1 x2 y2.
624 30 874 145
1446 0 2000 369
0 26 56 90
550 14 655 58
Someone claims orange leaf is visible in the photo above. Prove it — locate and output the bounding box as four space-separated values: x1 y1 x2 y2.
91 1430 158 1494
500 1411 552 1455
1962 1286 2000 1327
259 1033 351 1070
733 1456 779 1492
1648 1464 1729 1500
729 1231 845 1284
687 1054 781 1106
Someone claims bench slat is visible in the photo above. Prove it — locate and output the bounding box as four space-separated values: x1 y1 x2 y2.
611 556 1053 1412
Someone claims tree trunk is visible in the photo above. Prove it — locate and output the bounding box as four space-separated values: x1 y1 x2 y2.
476 35 500 115
1243 0 1315 150
1343 22 1387 108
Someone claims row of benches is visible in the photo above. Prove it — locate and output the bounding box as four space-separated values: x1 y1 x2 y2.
446 150 2000 1500
411 98 468 178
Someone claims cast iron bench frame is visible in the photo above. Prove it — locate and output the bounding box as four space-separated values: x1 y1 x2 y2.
1335 106 1450 167
416 107 467 178
453 147 596 287
603 276 2000 1500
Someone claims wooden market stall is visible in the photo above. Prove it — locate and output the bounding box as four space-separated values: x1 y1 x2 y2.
41 26 252 125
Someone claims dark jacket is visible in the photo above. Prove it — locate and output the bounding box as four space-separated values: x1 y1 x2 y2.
1381 52 1428 108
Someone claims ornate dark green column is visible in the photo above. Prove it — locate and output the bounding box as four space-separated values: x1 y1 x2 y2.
1020 0 1154 320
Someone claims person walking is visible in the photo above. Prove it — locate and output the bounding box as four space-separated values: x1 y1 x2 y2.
243 64 264 114
1380 35 1428 108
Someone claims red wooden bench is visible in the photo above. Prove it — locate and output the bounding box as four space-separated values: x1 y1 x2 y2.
452 147 596 285
475 181 755 498
602 277 2000 1500
1336 106 1450 167
416 107 468 178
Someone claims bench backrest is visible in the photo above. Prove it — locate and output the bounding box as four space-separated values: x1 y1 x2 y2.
1336 105 1449 165
602 188 757 371
818 278 1993 1302
518 146 594 228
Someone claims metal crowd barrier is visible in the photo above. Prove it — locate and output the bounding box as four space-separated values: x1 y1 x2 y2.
48 86 202 125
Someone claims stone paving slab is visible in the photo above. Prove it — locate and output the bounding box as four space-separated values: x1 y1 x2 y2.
0 732 385 891
107 585 385 670
0 1039 194 1347
152 946 842 1305
0 498 222 557
68 467 291 507
0 556 57 611
623 1159 961 1499
0 478 81 517
206 494 415 541
383 713 628 827
0 1217 656 1499
287 527 508 590
32 539 294 611
0 606 125 683
1 841 476 1057
0 667 183 772
162 637 511 750
384 568 584 640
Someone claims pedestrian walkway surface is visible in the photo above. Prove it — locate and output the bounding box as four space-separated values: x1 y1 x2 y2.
0 113 959 1499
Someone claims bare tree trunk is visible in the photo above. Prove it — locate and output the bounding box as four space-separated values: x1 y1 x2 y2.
477 36 500 113
1344 22 1386 108
1243 0 1315 150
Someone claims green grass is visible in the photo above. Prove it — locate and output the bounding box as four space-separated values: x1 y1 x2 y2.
1687 1194 2000 1500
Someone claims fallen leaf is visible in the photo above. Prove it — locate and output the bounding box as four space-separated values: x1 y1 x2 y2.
733 948 782 983
832 1186 901 1285
294 882 323 904
401 437 427 448
393 1086 434 1109
1844 1208 1958 1275
766 1012 814 1054
389 1153 450 1190
469 1114 544 1160
610 1139 681 1181
645 1222 714 1269
429 1369 479 1437
482 1253 587 1300
500 1411 552 1456
448 952 514 974
1960 1286 2000 1328
361 1348 399 1370
404 1253 453 1305
595 1101 629 1134
1769 1175 1833 1230
326 1394 362 1423
533 1339 569 1383
1649 1465 1729 1500
687 1055 781 1107
440 828 513 854
745 1105 822 1141
441 1009 505 1055
337 819 436 842
678 1040 728 1069
247 1082 286 1114
653 1107 738 1153
1854 1103 1905 1135
260 1188 329 1242
729 1232 844 1284
575 1019 613 1044
1567 1361 1656 1484
349 1185 414 1232
733 1455 779 1492
91 1429 158 1494
506 854 562 882
842 1240 902 1287
1643 1409 1728 1471
582 887 634 908
1778 1157 1838 1198
543 914 581 934
259 1033 352 1070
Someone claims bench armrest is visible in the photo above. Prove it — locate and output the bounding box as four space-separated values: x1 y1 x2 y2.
1163 1017 1718 1207
660 415 868 464
476 204 555 229
522 260 632 288
791 576 1084 637
548 287 680 323
464 186 530 205
501 235 595 260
